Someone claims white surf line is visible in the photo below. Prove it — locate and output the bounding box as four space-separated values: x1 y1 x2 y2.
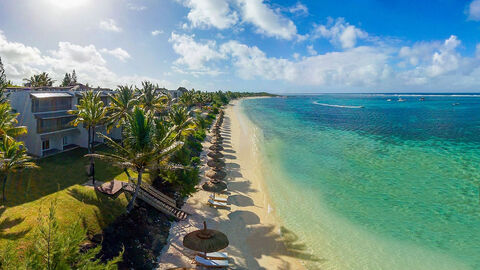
313 101 364 109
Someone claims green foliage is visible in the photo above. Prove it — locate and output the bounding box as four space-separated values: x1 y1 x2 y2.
23 72 55 87
0 200 122 269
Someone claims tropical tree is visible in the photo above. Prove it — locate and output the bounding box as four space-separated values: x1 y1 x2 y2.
90 106 183 212
168 104 193 139
178 89 195 108
0 102 27 140
69 91 107 184
137 81 168 115
106 85 137 133
0 57 10 104
0 200 122 269
23 72 55 87
0 137 37 203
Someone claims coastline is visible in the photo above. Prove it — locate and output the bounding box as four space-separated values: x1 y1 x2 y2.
158 97 306 269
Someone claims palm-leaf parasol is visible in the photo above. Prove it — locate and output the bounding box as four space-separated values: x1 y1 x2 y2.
207 159 225 168
206 169 226 180
207 151 224 159
209 144 224 151
183 221 229 254
202 180 227 193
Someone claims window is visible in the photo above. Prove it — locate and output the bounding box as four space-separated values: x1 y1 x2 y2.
32 97 72 112
63 136 69 146
37 116 76 133
42 140 50 151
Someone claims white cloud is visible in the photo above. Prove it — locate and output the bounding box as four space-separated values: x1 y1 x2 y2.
99 19 122 32
169 32 226 75
307 45 317 55
180 0 238 29
151 30 164 36
0 31 173 88
100 48 131 62
237 0 298 40
169 33 480 91
221 40 390 87
468 0 480 20
127 1 147 11
289 2 308 16
313 18 368 49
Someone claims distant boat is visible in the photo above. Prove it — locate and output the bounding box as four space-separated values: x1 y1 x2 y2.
398 98 406 102
387 99 392 102
452 103 460 106
419 97 425 101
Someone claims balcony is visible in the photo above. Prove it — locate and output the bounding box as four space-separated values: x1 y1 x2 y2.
36 112 77 134
31 92 73 113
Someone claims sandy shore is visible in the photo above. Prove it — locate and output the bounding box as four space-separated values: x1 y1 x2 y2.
158 98 306 269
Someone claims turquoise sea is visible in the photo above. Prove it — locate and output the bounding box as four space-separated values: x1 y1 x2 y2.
241 95 480 270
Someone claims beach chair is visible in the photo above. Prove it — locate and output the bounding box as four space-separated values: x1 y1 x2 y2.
195 255 229 268
207 199 228 208
197 252 228 260
209 194 228 203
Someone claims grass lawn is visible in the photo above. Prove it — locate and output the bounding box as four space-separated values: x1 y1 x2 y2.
0 145 135 250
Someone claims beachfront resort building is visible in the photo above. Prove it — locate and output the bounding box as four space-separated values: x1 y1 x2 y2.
6 85 121 157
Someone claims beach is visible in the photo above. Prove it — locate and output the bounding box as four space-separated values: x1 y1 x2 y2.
158 98 306 269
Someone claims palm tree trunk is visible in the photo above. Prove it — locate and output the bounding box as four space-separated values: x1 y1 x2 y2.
126 171 142 212
2 175 7 203
91 125 96 185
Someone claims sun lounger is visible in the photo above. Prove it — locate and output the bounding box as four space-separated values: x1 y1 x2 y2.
209 194 228 202
208 199 228 208
195 255 229 268
197 252 228 260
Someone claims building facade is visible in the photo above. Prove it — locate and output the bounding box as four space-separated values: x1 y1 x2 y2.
7 85 121 157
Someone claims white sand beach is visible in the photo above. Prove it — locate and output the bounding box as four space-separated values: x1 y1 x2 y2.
158 99 306 269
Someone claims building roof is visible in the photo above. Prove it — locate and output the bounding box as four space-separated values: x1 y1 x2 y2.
30 92 73 99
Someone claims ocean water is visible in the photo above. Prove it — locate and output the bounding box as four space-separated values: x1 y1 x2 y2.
241 95 480 270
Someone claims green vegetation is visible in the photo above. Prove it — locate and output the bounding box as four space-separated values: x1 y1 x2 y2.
23 72 55 87
0 64 272 267
1 200 122 269
0 147 130 249
61 70 78 87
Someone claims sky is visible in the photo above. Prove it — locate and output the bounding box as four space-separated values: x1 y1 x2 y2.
1 0 480 93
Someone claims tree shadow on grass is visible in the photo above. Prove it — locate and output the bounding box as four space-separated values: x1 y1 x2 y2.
4 146 125 208
67 187 127 234
0 207 30 240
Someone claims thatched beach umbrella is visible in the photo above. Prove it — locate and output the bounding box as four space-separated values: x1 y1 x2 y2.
209 144 224 151
207 151 224 159
206 169 226 180
202 180 227 193
183 221 229 255
207 159 225 168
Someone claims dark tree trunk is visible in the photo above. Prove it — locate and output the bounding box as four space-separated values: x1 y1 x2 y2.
126 171 142 213
91 126 96 185
2 175 7 203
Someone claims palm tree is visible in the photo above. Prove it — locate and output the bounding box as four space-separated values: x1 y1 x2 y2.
168 105 193 139
178 89 195 108
23 72 55 87
0 137 37 203
69 91 107 184
106 85 137 133
89 106 182 212
0 102 27 141
137 81 168 115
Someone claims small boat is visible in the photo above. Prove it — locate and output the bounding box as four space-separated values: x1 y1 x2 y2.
398 98 406 102
419 97 425 101
452 103 460 106
387 99 392 102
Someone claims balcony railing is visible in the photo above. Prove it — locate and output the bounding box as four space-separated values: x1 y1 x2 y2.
37 116 76 134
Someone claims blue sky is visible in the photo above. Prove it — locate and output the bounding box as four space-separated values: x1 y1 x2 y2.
1 0 480 93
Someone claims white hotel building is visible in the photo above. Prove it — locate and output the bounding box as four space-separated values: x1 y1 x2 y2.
6 85 121 157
